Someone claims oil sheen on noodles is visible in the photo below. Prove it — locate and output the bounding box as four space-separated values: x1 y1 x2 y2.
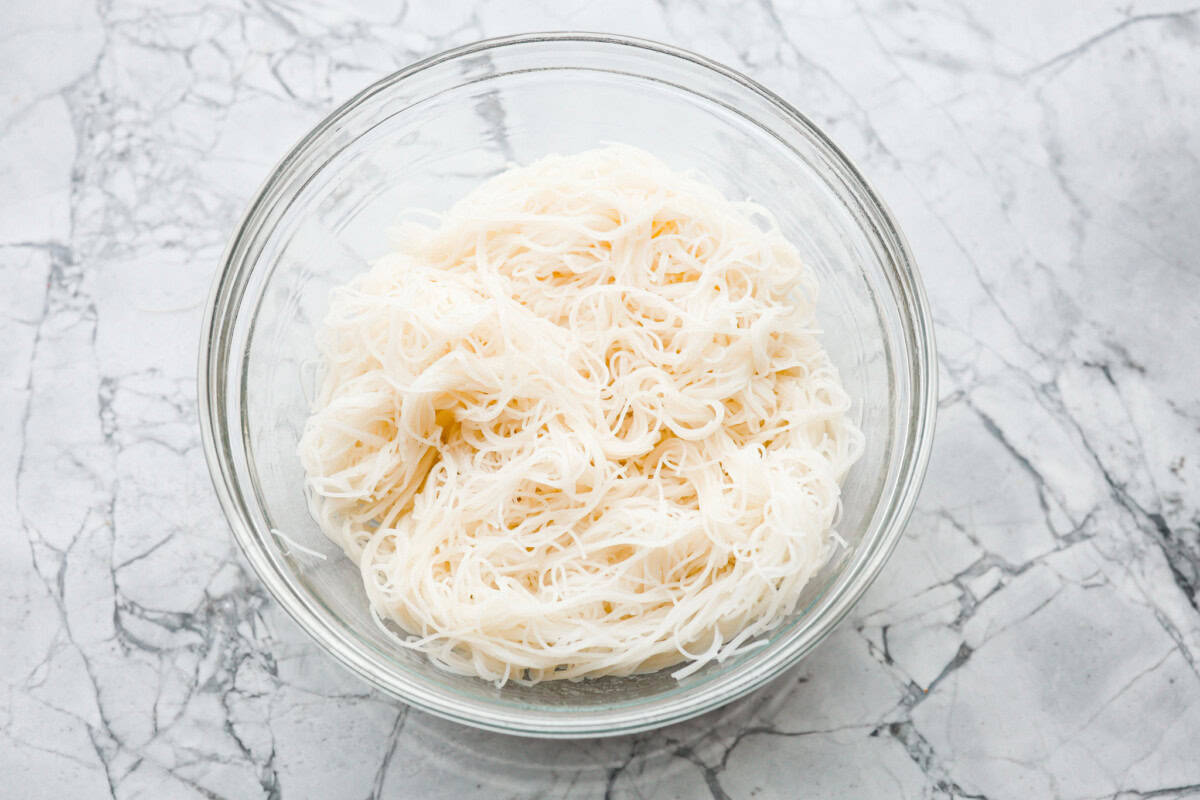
298 145 863 685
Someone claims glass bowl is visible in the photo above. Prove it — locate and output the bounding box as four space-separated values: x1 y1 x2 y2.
198 33 936 738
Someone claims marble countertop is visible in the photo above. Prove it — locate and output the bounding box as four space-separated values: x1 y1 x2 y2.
4 1 1199 797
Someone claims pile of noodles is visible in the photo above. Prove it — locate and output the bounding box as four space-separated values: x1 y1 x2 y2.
299 145 863 684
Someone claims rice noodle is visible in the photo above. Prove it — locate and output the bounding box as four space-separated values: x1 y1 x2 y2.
298 145 863 684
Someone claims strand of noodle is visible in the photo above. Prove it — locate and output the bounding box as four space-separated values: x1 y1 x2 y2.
270 528 328 561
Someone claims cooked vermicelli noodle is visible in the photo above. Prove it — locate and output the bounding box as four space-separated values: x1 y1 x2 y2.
298 145 863 684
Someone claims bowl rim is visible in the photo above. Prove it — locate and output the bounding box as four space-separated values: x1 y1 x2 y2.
197 31 937 738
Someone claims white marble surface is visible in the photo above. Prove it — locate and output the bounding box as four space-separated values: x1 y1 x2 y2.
3 1 1199 797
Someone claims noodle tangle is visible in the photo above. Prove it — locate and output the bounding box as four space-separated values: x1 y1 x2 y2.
299 145 863 683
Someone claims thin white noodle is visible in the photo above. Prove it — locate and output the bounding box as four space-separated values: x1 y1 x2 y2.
270 528 328 561
299 145 863 684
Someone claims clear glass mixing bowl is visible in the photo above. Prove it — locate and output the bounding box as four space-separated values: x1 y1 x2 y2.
198 33 936 738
